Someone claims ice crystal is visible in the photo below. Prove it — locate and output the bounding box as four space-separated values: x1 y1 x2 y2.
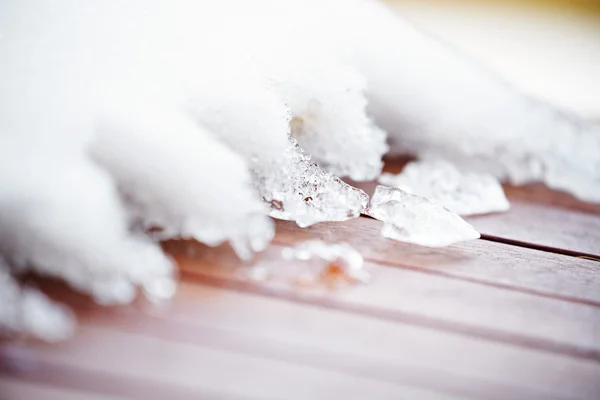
379 160 510 216
252 139 369 228
367 186 480 247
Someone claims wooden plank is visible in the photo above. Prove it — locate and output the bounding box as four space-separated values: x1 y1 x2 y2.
96 282 600 400
6 282 600 399
166 240 600 360
272 218 600 305
466 201 600 257
1 327 458 400
0 350 237 400
0 377 128 400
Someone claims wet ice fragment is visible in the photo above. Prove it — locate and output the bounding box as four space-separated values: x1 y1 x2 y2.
367 185 480 247
252 139 369 228
379 160 510 216
281 240 370 285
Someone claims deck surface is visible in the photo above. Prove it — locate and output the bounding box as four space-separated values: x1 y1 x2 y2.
1 162 599 400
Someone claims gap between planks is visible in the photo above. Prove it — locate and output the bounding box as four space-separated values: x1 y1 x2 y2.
479 233 600 261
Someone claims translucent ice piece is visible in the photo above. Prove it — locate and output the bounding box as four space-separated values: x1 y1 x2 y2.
0 262 75 341
281 240 370 284
379 160 510 216
367 185 480 247
252 139 369 228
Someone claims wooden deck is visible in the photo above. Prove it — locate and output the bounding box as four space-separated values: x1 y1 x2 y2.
1 162 599 399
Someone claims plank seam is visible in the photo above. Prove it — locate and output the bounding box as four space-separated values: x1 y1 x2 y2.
480 234 600 261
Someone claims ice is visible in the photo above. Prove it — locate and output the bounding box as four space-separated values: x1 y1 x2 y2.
0 261 75 341
239 241 370 287
379 160 510 216
281 240 370 285
367 186 480 247
252 139 369 228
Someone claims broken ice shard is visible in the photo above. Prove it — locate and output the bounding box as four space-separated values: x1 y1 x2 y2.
252 139 369 228
367 185 480 247
281 240 370 284
379 160 510 216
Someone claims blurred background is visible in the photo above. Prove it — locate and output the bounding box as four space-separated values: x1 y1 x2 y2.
385 0 600 119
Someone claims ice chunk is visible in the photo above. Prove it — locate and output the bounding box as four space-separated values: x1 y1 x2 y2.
379 160 510 216
281 240 370 285
252 139 369 228
0 261 75 342
367 185 480 247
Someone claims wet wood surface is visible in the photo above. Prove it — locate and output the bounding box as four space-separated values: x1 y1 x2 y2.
1 162 599 399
